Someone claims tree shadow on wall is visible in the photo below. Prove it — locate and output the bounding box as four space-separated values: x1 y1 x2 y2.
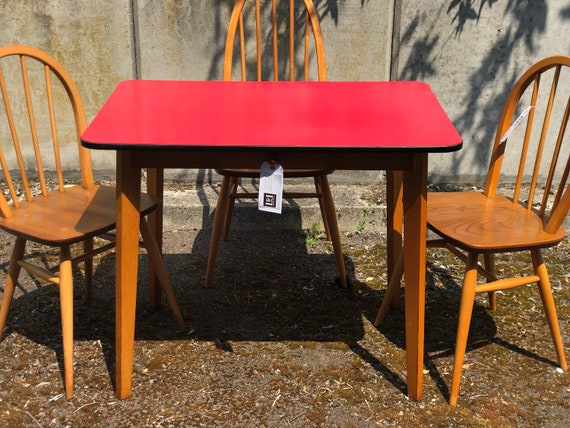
397 0 568 180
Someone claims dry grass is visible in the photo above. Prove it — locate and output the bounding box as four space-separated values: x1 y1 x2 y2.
0 207 568 426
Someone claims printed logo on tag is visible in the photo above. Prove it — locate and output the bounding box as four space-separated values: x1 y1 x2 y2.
263 193 277 208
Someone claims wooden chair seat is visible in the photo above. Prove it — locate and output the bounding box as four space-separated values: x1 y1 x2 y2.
0 186 157 244
427 192 565 251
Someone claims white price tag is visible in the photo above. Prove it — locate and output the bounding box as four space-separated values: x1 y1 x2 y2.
500 106 532 142
258 161 283 214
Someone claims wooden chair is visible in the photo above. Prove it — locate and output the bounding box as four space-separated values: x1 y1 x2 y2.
206 0 347 287
375 56 570 405
0 45 185 399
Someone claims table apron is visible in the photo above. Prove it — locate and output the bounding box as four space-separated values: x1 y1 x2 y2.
129 150 416 171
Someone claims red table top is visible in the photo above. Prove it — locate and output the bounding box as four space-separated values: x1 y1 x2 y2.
81 80 462 153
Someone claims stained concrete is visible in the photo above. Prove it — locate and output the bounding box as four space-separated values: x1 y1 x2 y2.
161 180 386 234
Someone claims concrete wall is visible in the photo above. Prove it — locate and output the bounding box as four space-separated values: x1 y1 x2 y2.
395 0 570 183
1 0 568 184
133 1 392 81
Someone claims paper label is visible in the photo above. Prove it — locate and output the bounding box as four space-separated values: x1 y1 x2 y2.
500 106 532 142
258 161 283 214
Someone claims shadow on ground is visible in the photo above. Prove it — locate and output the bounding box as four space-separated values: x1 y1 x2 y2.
0 213 569 426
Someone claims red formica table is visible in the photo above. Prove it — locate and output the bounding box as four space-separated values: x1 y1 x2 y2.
81 80 462 400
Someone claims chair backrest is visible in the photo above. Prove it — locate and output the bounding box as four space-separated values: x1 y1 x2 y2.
0 45 93 219
223 0 326 82
484 56 570 233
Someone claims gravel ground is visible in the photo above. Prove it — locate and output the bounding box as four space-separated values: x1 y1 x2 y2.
0 192 569 427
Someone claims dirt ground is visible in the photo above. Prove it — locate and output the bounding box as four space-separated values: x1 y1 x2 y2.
0 190 569 427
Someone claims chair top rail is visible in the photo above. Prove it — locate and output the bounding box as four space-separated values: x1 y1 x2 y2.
0 45 93 219
484 56 570 230
224 0 326 82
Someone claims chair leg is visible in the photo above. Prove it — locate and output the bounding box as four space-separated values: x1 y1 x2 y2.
139 218 186 331
0 238 26 337
147 167 164 309
83 238 94 300
483 253 496 310
449 252 478 406
532 249 568 371
314 175 331 240
221 176 239 241
59 246 74 400
374 250 404 326
318 174 347 287
206 176 233 287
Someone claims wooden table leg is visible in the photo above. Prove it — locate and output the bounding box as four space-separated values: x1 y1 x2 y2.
146 167 164 309
386 170 403 307
402 153 428 400
319 174 347 287
115 151 142 399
